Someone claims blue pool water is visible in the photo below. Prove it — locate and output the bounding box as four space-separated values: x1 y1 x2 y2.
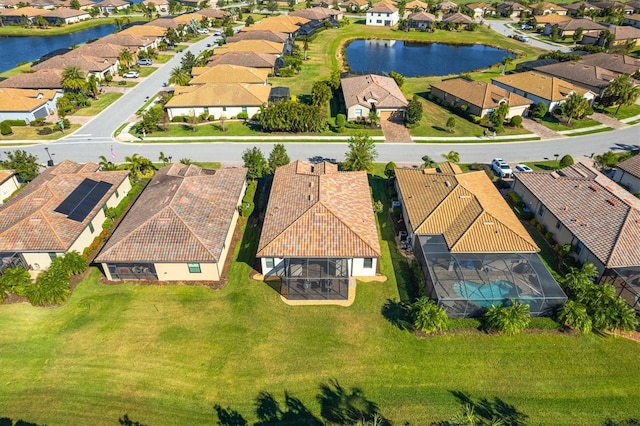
453 280 516 307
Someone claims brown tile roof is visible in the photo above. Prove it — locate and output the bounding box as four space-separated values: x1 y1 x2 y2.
555 17 607 31
341 73 408 110
431 78 532 110
534 13 571 24
0 170 16 185
166 83 271 108
32 54 115 74
437 0 458 10
515 161 640 267
216 40 284 55
579 53 640 75
492 71 588 102
497 1 530 12
0 7 48 17
43 8 90 18
442 12 474 23
290 7 342 20
96 165 247 263
257 161 381 258
190 64 269 84
148 17 181 29
533 61 619 93
206 51 277 69
608 24 640 40
406 0 429 10
616 155 640 180
226 30 289 44
538 2 568 11
0 88 56 112
194 8 230 19
562 2 601 11
120 24 167 38
0 69 64 90
242 15 308 33
96 34 156 49
396 165 539 253
368 2 398 12
0 160 129 252
72 42 124 60
408 11 436 21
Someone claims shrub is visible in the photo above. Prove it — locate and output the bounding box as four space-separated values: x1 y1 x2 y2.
530 218 538 226
483 299 531 335
278 68 295 77
545 231 554 241
559 154 574 167
411 297 448 334
237 112 249 120
507 190 522 206
531 102 547 119
37 127 53 135
171 116 188 123
239 201 254 217
102 217 114 230
336 113 346 128
4 119 27 126
537 223 546 232
0 121 12 136
510 115 523 127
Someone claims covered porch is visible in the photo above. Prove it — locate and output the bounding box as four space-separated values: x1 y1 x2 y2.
275 258 350 300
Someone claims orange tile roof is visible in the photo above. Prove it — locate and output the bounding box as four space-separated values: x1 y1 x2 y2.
257 161 381 258
216 40 284 55
533 13 571 24
167 83 270 107
120 24 167 37
0 88 55 112
0 160 129 252
431 78 532 110
341 73 408 110
96 165 247 263
395 165 538 253
492 71 588 102
190 64 269 84
0 69 64 90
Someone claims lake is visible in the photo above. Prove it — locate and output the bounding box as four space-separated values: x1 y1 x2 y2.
0 24 117 74
345 39 515 77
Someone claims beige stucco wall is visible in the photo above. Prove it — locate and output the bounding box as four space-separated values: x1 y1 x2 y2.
613 169 640 194
0 175 20 203
346 104 371 120
22 252 59 271
167 106 261 120
350 257 377 276
155 262 220 281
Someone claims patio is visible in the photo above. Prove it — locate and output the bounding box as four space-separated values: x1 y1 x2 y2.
277 258 350 301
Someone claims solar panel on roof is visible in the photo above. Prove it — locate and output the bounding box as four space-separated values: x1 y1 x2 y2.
55 178 113 223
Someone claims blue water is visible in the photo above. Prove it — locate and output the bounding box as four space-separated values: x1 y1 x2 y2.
0 24 116 73
453 280 517 307
345 39 515 77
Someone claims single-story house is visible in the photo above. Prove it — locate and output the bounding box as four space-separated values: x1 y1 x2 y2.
190 64 270 85
257 161 381 301
96 164 247 282
0 88 63 124
215 40 286 56
241 15 308 36
533 2 568 15
144 0 169 15
562 2 602 16
72 42 127 65
513 161 640 312
441 12 475 28
0 6 47 25
407 11 436 30
532 13 571 28
578 52 640 75
581 24 640 47
430 78 533 118
193 8 232 21
226 30 291 45
96 34 158 52
465 2 497 19
339 0 369 12
395 163 566 317
0 160 130 273
543 17 607 38
613 154 640 195
437 0 458 12
405 0 429 14
120 24 167 40
628 1 640 13
496 2 531 19
589 1 634 15
25 0 57 9
515 58 560 72
0 69 64 90
290 7 343 23
533 61 620 95
623 14 640 29
0 170 20 204
341 73 408 121
165 83 271 120
206 51 284 75
366 3 399 26
32 54 118 80
42 8 90 24
94 0 129 13
492 71 596 111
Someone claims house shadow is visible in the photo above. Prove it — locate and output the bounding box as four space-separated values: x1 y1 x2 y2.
381 298 413 331
430 390 528 426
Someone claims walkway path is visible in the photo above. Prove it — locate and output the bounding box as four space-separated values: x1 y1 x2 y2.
380 119 413 143
520 117 565 139
591 112 629 130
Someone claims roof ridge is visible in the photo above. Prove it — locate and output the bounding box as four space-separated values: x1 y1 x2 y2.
415 180 462 231
318 199 381 255
603 204 634 267
168 204 221 261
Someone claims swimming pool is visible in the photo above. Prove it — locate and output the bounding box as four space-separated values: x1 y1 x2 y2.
453 280 517 307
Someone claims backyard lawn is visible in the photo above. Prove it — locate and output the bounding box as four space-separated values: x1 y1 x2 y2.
72 93 123 116
0 170 639 425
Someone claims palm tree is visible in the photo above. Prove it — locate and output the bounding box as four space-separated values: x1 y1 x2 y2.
35 15 48 28
411 297 448 334
558 300 592 334
594 150 618 170
484 300 531 335
368 111 379 127
61 66 86 93
98 155 117 171
86 74 99 98
441 150 460 163
0 266 31 301
600 74 640 117
342 133 378 172
421 155 436 168
118 48 134 69
124 153 154 179
58 251 88 276
501 56 513 74
168 66 191 86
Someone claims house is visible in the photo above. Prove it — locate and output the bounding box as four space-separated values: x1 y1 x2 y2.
242 15 308 35
589 1 634 15
120 24 168 40
96 34 158 52
226 30 291 45
341 73 408 121
464 2 496 19
496 2 531 19
215 40 285 56
513 161 640 312
164 83 271 120
366 3 399 26
96 164 247 282
628 1 640 13
42 8 90 24
192 8 232 21
0 88 63 124
436 0 458 12
579 52 640 75
613 154 640 195
562 2 602 16
0 160 130 272
0 170 20 204
543 17 607 38
144 0 169 15
395 163 566 317
533 2 568 15
532 13 571 28
206 51 283 74
407 11 436 30
441 12 475 28
405 0 429 13
0 69 64 90
289 7 343 24
533 61 619 95
190 64 270 85
256 161 381 301
94 0 129 14
71 42 127 66
492 71 596 111
0 7 47 25
624 14 640 29
339 0 369 12
430 78 533 119
32 55 117 81
515 58 560 72
581 24 640 47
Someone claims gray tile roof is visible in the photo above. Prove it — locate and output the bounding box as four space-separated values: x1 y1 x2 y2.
341 74 408 110
616 155 640 180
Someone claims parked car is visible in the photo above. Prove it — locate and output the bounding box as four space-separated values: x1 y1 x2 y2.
213 31 222 36
491 158 513 178
514 164 533 172
122 71 139 78
515 35 529 42
197 28 209 34
137 58 152 66
520 24 533 30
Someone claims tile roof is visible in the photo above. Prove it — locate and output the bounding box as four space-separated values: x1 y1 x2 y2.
437 0 458 10
226 30 290 44
32 55 115 74
148 17 181 28
0 7 48 17
492 71 588 102
534 13 571 24
43 8 90 18
616 155 640 180
341 73 408 110
166 83 271 108
555 17 608 31
368 2 398 12
120 24 167 38
431 78 532 110
190 64 269 84
193 8 230 18
216 40 284 55
290 7 342 20
408 11 436 21
406 0 429 10
257 161 381 259
395 165 539 253
206 51 277 69
96 165 247 263
0 170 15 184
96 34 156 49
533 61 619 93
562 2 601 11
0 88 55 112
608 24 640 40
579 52 640 75
538 2 567 11
0 69 64 89
0 160 128 252
72 42 124 60
242 15 308 33
515 161 640 268
442 12 474 23
94 0 128 6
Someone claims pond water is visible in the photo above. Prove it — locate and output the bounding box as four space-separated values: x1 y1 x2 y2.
0 24 117 74
345 39 515 77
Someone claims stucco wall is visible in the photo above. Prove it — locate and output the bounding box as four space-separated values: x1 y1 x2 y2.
155 262 220 281
613 169 640 194
166 106 261 120
350 257 377 276
22 252 59 271
0 175 20 203
366 11 399 25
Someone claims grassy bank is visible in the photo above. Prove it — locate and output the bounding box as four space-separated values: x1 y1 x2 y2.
0 16 146 37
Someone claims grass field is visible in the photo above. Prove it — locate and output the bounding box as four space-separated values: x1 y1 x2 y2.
0 124 81 140
0 16 146 37
72 93 123 116
0 170 639 425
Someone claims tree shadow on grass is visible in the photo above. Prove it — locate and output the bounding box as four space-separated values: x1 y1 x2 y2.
0 418 40 426
603 418 640 426
430 391 528 426
532 163 556 171
119 414 147 426
381 298 413 331
317 379 390 426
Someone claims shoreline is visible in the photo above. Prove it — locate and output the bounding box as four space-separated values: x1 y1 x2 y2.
0 15 145 37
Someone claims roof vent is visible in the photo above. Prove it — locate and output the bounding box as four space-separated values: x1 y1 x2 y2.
483 221 494 226
444 181 451 187
162 196 170 203
158 217 170 223
564 206 569 211
606 198 616 206
589 185 599 192
460 195 471 199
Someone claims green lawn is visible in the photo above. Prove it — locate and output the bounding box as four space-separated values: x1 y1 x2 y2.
0 124 81 140
0 16 146 37
538 115 602 131
596 103 640 120
0 170 639 425
72 93 123 116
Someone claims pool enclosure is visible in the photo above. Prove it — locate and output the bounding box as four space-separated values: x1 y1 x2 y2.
414 235 567 317
274 258 351 301
600 266 640 313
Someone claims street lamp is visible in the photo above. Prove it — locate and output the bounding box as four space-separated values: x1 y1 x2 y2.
44 147 54 167
168 155 172 163
554 153 559 169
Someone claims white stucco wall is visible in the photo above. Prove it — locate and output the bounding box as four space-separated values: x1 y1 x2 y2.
0 174 20 203
350 257 377 276
155 262 221 281
366 10 399 26
167 105 261 120
613 169 640 194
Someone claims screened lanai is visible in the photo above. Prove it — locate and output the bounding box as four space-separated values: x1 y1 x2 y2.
601 266 640 313
278 258 351 300
415 235 567 318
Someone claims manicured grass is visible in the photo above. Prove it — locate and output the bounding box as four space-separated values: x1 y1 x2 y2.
538 115 601 131
564 126 612 137
0 62 33 78
72 93 123 116
596 103 640 120
0 124 81 140
0 170 639 425
0 16 146 37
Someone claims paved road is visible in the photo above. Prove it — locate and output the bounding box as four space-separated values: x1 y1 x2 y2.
484 19 573 53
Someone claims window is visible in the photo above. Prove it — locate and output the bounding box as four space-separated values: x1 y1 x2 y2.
48 252 57 261
265 258 275 268
188 263 201 273
538 205 545 217
222 106 227 112
88 221 94 234
204 107 209 114
242 106 247 113
376 19 382 23
363 258 373 268
115 189 119 198
575 241 584 255
355 108 363 117
555 220 561 229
